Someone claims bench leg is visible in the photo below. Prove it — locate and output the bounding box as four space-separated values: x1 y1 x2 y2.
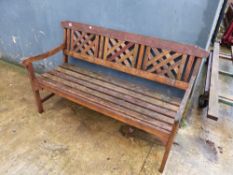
159 122 179 173
33 89 44 113
25 63 44 113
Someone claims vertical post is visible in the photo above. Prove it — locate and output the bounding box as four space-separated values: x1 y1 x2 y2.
159 122 179 173
98 36 104 58
136 45 145 69
103 37 109 60
26 63 44 113
184 55 195 82
63 29 68 63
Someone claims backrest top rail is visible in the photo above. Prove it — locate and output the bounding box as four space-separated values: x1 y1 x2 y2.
61 20 209 58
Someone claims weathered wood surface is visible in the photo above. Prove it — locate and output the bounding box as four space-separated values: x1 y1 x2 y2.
219 53 231 60
175 76 196 122
219 94 233 106
21 20 208 173
62 21 208 90
205 52 213 93
37 76 171 144
219 70 233 77
38 64 182 135
59 64 181 108
64 50 189 90
21 44 65 66
219 52 233 61
208 43 219 121
61 21 208 58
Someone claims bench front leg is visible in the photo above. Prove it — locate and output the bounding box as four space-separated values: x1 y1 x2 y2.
159 122 179 173
21 43 65 113
25 63 44 113
159 76 197 172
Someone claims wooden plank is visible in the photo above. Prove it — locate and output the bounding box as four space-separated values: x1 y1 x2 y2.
70 30 75 50
98 35 104 58
103 37 109 60
136 45 145 69
177 54 187 80
42 73 175 126
37 78 170 144
47 70 177 119
208 43 219 121
63 29 68 63
41 93 55 103
219 70 233 77
132 44 139 67
159 122 178 172
143 47 151 70
64 50 189 90
21 44 65 66
66 29 71 50
60 64 181 107
184 55 195 82
219 53 233 61
175 76 196 122
61 21 209 58
94 35 99 57
205 52 213 92
219 93 233 106
24 63 44 113
37 77 173 138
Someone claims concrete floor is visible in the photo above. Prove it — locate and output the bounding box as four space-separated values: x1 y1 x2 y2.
0 60 232 175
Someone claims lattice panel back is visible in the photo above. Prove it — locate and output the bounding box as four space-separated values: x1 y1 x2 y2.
64 28 201 83
141 47 199 82
70 30 99 57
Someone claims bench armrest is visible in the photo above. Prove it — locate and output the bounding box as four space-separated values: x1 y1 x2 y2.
175 76 196 123
21 43 65 66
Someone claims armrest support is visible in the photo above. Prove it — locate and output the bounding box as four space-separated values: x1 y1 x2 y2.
21 43 65 66
175 76 196 123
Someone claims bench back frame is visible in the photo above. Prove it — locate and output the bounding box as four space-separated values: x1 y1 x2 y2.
61 21 208 90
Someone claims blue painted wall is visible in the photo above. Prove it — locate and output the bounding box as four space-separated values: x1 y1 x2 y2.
0 0 222 70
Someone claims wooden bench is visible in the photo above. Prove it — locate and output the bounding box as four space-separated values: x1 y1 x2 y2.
22 21 209 172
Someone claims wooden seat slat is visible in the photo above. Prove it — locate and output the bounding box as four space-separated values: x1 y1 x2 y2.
37 76 173 134
60 64 181 109
48 70 177 119
41 72 175 126
56 65 180 112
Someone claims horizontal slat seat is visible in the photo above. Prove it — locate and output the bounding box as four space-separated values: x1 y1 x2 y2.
60 64 181 108
37 64 182 136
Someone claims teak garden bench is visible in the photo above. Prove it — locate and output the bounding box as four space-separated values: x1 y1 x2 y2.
22 21 209 172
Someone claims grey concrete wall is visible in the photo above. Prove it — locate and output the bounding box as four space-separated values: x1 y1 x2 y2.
0 0 222 69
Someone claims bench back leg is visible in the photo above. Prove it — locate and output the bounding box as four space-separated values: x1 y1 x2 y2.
159 122 179 173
